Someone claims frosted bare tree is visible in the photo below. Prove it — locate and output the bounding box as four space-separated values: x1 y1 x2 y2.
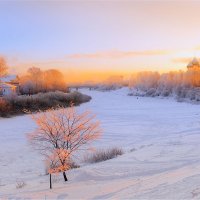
28 105 101 188
45 149 71 189
19 67 67 94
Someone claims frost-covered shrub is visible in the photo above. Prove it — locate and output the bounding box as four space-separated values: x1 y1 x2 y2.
68 161 80 169
0 91 91 117
195 93 200 101
130 71 160 90
84 148 124 163
146 88 157 97
186 89 195 100
91 84 122 91
16 179 26 189
0 98 12 117
130 148 137 152
129 69 200 103
8 91 91 110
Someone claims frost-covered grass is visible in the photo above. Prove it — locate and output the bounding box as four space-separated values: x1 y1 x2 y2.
0 91 91 117
1 88 200 199
84 148 124 163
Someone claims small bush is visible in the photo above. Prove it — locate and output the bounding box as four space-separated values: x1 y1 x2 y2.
0 98 12 117
84 147 124 164
130 148 136 152
68 161 80 169
16 179 26 189
146 88 156 97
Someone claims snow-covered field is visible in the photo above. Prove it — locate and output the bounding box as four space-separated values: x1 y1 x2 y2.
1 88 200 199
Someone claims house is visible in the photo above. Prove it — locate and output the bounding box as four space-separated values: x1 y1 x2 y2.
0 75 19 96
0 82 17 96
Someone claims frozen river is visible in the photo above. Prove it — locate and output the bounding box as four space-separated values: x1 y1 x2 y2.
1 88 200 199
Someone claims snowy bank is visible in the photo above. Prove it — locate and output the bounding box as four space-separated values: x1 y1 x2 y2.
1 88 200 199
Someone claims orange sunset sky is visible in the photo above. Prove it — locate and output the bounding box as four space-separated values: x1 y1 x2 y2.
1 1 200 83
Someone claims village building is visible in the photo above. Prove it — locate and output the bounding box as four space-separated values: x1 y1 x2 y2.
0 75 19 96
0 82 18 96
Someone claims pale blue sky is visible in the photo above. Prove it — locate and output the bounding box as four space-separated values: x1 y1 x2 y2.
1 1 200 81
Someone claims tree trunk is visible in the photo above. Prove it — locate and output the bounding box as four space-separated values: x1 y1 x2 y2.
50 173 52 189
63 171 68 181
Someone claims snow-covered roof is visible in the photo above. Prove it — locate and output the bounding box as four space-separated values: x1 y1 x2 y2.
0 75 17 82
0 82 17 88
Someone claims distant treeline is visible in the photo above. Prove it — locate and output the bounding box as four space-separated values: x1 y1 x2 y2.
129 68 200 102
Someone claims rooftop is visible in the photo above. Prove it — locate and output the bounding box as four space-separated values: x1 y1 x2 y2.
0 82 17 88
